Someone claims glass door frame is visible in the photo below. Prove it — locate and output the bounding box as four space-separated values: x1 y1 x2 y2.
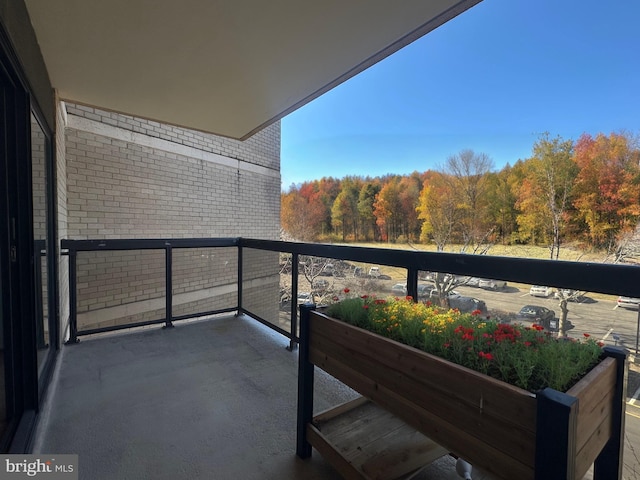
0 21 58 453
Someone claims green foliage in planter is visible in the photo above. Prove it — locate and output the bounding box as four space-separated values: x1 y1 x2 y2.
326 296 603 393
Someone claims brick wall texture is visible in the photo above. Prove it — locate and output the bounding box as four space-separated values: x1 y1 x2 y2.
61 103 281 333
56 100 70 341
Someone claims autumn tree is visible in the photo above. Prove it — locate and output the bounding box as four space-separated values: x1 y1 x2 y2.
398 173 423 242
315 177 342 237
443 149 494 252
416 172 457 251
373 176 403 242
514 166 550 245
572 132 640 251
281 185 325 241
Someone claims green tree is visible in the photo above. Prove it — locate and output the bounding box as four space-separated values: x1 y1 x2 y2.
357 181 381 241
530 134 577 259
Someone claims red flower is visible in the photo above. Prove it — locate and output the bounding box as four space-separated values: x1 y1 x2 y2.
471 309 482 316
597 341 604 347
343 288 350 294
583 333 591 338
362 305 369 310
478 351 494 361
361 294 369 299
443 343 450 348
405 295 413 301
524 341 532 347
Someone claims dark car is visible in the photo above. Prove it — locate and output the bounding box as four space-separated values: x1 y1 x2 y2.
515 305 557 331
448 295 487 314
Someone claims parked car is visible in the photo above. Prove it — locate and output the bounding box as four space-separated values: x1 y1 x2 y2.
554 289 584 302
424 288 460 302
391 283 407 296
529 285 553 298
479 278 506 290
416 283 434 299
297 292 312 305
515 305 557 331
312 279 329 291
368 266 380 278
419 271 435 281
448 295 487 314
462 277 481 287
616 296 640 310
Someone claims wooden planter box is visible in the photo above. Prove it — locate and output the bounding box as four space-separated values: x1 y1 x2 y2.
296 307 628 480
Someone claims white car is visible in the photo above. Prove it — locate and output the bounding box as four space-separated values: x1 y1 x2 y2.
529 285 553 298
617 296 640 310
478 278 506 290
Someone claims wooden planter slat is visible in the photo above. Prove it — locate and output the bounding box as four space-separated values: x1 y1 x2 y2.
307 397 449 480
298 308 627 480
570 357 617 478
309 344 535 478
310 313 537 430
310 317 538 467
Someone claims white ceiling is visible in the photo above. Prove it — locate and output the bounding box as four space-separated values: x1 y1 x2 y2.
25 0 481 139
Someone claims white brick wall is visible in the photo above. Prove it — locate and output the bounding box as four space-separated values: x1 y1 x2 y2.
65 105 280 239
62 104 281 331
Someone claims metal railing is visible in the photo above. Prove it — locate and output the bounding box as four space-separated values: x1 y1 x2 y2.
62 238 640 351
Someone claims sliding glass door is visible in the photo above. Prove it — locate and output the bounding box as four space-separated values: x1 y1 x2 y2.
1 30 56 452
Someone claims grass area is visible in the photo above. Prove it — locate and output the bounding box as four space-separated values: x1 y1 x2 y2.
347 241 606 263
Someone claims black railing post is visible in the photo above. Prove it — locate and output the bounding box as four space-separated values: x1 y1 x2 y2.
407 266 419 302
237 244 243 316
296 303 315 459
594 346 628 480
65 248 79 344
34 242 45 349
635 304 639 356
534 387 578 479
288 252 299 351
163 243 174 329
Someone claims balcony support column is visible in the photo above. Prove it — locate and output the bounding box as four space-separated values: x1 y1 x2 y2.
296 303 315 458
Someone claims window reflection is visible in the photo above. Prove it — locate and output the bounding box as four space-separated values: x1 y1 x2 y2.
31 112 50 376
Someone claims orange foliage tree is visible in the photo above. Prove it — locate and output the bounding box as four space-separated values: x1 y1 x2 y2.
572 132 640 250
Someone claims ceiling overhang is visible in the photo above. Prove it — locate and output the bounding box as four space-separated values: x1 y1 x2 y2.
24 0 481 140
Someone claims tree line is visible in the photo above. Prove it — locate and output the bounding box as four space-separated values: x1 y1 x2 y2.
281 132 640 258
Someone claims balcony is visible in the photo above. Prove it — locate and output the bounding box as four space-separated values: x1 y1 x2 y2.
33 238 640 479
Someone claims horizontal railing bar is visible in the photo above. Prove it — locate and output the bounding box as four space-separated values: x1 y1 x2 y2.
62 238 239 251
77 318 167 337
239 238 639 298
171 307 238 322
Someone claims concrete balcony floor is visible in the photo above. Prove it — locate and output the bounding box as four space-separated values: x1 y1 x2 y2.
33 314 604 480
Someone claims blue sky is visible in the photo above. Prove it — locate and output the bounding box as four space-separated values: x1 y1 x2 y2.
280 0 640 190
